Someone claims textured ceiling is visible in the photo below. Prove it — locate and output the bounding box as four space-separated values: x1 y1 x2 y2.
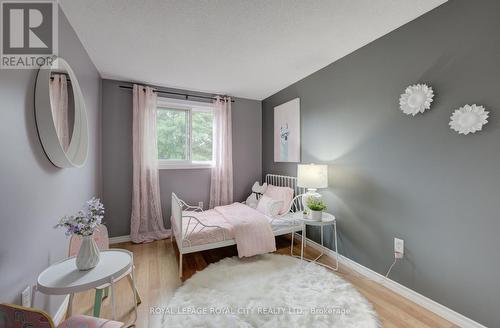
60 0 446 100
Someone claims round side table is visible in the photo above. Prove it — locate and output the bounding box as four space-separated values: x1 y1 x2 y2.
36 249 137 323
300 212 339 271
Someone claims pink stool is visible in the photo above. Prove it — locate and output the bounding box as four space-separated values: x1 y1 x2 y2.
0 303 123 328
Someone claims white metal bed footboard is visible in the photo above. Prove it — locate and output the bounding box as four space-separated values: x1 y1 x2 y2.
171 193 233 277
172 193 228 247
172 174 305 278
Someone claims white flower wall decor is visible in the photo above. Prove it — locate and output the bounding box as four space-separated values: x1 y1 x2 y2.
399 84 434 116
449 104 489 135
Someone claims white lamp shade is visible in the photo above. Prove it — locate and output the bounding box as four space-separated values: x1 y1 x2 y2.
297 164 328 189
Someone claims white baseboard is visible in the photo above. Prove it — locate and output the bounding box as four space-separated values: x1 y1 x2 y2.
293 235 487 328
53 295 69 325
109 235 131 244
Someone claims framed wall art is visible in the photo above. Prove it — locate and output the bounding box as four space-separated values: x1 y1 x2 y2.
274 98 300 162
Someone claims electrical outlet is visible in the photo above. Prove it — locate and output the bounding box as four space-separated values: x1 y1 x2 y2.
22 286 31 307
198 201 204 209
394 238 404 258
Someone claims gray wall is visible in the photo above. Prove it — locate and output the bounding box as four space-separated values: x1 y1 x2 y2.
102 79 261 237
262 1 500 326
0 8 101 316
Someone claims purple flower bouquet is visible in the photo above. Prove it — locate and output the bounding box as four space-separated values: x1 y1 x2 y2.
55 198 105 236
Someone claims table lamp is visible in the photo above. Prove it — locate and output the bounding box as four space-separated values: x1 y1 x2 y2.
297 163 328 209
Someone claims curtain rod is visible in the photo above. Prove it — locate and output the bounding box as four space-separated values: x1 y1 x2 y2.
119 85 234 102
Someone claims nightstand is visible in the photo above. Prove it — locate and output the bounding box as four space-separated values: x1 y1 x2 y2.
299 212 338 271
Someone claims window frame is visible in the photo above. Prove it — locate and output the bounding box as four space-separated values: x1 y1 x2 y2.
157 97 215 170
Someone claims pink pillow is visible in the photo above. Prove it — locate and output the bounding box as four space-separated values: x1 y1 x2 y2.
264 185 294 215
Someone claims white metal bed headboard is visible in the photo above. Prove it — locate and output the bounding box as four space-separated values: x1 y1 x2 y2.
265 174 306 213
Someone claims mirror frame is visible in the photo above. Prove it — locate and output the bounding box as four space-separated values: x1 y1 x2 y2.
35 57 89 168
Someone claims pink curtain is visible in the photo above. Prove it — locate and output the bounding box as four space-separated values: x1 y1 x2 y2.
131 84 171 243
49 74 70 151
209 96 233 208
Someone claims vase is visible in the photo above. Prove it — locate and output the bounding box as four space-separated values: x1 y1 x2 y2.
76 235 100 270
311 210 323 221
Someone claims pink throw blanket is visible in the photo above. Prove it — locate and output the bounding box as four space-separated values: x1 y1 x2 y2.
215 203 277 258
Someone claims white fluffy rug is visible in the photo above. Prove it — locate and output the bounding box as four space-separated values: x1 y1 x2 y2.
161 254 379 328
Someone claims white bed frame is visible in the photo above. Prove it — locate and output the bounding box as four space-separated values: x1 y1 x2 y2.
171 174 306 278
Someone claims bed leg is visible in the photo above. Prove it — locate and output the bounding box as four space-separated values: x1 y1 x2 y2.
179 253 183 279
290 232 294 256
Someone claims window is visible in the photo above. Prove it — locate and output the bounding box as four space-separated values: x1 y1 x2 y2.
157 98 214 169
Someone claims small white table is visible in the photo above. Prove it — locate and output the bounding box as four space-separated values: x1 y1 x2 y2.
36 249 137 323
295 212 339 271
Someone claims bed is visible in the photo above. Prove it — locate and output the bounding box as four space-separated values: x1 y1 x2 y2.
171 174 306 277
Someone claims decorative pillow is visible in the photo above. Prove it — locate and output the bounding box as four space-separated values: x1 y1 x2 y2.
263 185 294 215
256 195 283 217
245 193 259 209
251 181 268 194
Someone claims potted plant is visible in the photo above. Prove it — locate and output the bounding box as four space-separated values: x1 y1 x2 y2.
306 198 327 221
55 198 105 270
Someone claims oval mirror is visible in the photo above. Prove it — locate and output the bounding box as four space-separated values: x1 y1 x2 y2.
35 57 88 168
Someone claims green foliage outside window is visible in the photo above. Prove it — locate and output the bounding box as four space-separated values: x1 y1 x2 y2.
157 108 213 162
157 109 187 160
192 111 213 161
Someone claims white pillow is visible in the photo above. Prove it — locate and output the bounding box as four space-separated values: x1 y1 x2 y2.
256 195 283 217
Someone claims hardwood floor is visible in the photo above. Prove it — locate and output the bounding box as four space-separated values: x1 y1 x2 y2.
71 236 457 327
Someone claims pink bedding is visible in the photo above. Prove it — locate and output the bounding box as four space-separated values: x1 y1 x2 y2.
173 203 276 258
172 209 234 247
215 203 277 258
